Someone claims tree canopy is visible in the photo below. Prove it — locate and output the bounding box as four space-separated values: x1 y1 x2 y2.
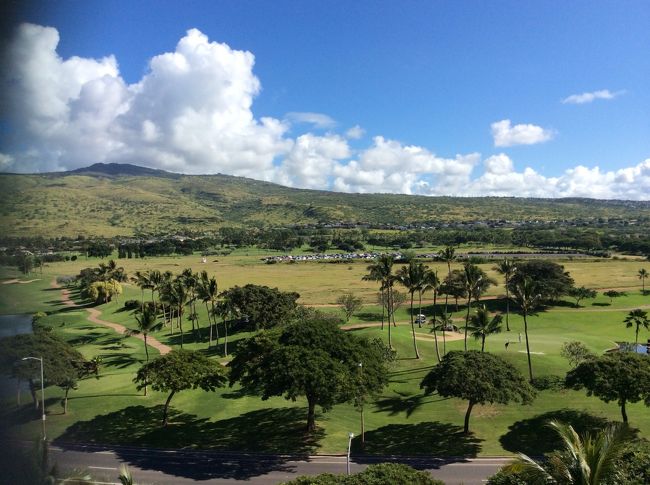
219 284 300 331
421 351 535 433
508 260 574 302
565 352 650 424
133 349 227 426
228 313 390 431
0 330 87 408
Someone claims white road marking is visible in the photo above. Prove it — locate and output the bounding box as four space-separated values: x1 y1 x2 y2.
88 466 118 470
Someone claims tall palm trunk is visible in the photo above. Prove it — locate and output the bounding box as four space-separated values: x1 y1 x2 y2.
409 290 419 359
387 286 392 349
223 316 229 356
380 287 385 330
523 312 533 381
464 294 472 351
211 301 220 347
505 277 511 331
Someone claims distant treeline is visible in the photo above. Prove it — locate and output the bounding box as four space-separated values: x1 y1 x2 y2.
1 224 649 262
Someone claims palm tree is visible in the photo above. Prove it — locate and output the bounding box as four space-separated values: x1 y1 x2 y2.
58 377 77 414
494 258 516 331
127 304 163 363
623 309 650 346
638 268 649 294
423 269 441 361
435 311 454 357
181 269 201 341
126 304 163 396
511 277 541 382
438 246 456 316
148 269 163 305
462 263 484 351
198 271 220 348
364 255 396 348
466 305 503 352
396 261 424 359
170 278 189 347
502 420 633 485
131 270 151 313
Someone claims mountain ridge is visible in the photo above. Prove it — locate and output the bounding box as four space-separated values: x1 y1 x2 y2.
1 163 648 238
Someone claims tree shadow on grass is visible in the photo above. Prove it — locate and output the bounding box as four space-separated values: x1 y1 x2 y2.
500 409 610 455
56 405 323 479
374 393 447 418
354 422 482 458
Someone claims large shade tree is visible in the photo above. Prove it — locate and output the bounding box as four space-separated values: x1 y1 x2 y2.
565 352 650 424
218 284 299 331
229 312 389 432
509 260 574 303
0 331 87 410
133 349 226 426
421 351 535 434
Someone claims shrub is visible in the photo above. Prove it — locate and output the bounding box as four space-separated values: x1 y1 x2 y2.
531 375 565 391
123 299 141 310
283 463 445 484
616 439 650 485
486 468 529 485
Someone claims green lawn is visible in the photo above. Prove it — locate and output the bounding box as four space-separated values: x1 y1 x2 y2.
1 256 649 456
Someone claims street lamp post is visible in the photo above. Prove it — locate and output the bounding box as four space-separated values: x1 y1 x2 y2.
22 356 45 441
347 432 354 475
358 362 365 447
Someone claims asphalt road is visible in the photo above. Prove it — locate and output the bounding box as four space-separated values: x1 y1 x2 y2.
47 443 509 484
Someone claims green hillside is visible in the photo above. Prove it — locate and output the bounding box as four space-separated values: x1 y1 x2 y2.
0 163 648 237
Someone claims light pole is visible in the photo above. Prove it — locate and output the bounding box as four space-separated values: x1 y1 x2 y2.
347 432 354 475
22 356 46 441
358 362 365 447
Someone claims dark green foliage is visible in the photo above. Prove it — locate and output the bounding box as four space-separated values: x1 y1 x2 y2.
0 330 86 387
530 375 565 391
616 439 650 485
508 260 574 302
134 349 227 426
486 468 530 485
565 353 650 423
124 299 141 310
283 463 445 485
229 313 389 431
560 341 596 368
219 284 300 330
421 351 535 434
567 286 597 307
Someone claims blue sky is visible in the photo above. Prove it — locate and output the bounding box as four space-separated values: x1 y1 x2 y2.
2 0 649 198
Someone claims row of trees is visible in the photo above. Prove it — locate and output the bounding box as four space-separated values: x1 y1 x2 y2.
362 248 578 382
134 314 392 433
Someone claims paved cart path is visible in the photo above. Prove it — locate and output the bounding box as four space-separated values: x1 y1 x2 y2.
51 278 171 355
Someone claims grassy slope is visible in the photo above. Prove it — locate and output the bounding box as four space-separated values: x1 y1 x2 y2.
1 256 649 456
2 169 650 237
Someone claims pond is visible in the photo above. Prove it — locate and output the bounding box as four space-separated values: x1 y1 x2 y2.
616 342 649 354
0 314 33 399
0 313 33 338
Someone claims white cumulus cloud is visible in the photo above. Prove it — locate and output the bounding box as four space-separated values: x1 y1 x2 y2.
345 125 365 139
0 23 648 200
491 119 555 147
562 89 624 105
285 112 336 129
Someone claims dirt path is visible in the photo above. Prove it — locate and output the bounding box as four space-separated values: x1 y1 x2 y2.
51 278 171 355
2 278 41 284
